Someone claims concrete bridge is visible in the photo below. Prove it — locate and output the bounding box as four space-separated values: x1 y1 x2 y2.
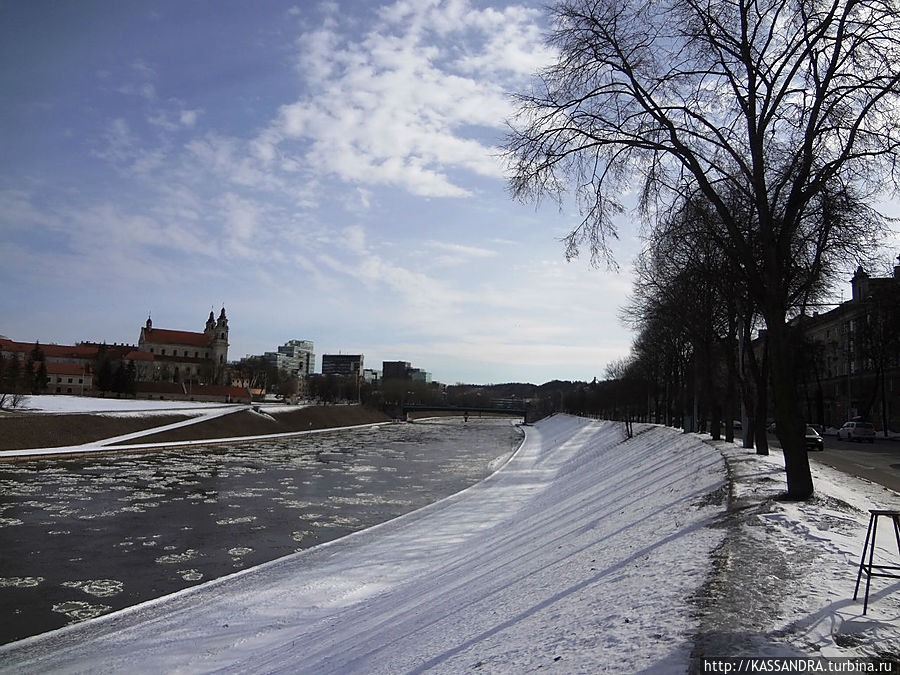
402 404 528 422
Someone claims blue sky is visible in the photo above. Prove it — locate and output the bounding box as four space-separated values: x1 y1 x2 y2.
1 0 642 385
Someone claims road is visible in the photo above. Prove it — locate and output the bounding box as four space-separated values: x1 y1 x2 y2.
758 432 900 493
812 436 900 493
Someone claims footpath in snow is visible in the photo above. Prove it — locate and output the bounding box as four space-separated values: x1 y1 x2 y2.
1 414 899 673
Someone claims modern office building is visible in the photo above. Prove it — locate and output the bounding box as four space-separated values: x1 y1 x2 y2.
264 339 315 379
383 360 431 383
321 353 364 377
382 361 412 380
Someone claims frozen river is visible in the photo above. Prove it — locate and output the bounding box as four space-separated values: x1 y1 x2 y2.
0 417 523 645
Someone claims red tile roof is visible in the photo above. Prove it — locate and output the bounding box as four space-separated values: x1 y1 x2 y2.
124 350 155 361
1 339 138 361
43 362 93 376
0 339 99 359
141 329 214 348
79 343 138 359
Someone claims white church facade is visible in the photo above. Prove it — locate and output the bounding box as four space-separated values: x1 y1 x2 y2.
134 308 230 385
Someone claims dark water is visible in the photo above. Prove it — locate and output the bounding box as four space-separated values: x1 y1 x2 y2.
0 418 523 645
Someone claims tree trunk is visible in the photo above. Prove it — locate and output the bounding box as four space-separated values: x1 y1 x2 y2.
753 398 769 456
765 314 814 499
723 366 735 443
743 317 769 455
722 329 738 444
738 315 755 449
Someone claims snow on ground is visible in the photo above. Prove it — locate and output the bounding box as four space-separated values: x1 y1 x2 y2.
693 440 900 664
0 415 726 673
0 414 898 674
11 394 233 415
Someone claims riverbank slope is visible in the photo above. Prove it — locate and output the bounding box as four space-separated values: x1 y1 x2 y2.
1 415 898 672
0 403 391 452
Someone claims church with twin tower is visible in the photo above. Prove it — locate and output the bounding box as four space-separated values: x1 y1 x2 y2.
136 307 230 385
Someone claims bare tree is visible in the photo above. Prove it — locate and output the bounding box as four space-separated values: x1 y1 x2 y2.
506 0 899 498
633 217 743 438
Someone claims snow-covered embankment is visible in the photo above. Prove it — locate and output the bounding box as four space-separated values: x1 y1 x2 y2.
0 414 726 673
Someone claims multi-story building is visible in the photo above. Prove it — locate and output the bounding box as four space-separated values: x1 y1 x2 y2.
382 361 411 380
799 263 899 431
0 308 244 401
382 360 431 383
321 354 364 377
0 340 128 393
264 340 314 379
45 362 93 395
362 368 381 384
136 308 230 385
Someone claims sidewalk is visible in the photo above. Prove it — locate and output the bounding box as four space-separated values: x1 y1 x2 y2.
691 440 900 666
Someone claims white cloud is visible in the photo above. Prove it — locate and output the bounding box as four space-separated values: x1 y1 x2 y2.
426 240 498 266
0 190 57 231
343 224 367 254
222 193 260 250
1 1 638 384
179 109 201 127
316 225 466 324
137 93 202 132
355 188 372 211
185 133 286 193
93 118 138 164
267 0 551 199
116 60 158 100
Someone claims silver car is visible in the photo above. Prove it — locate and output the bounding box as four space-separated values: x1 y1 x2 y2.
837 421 876 443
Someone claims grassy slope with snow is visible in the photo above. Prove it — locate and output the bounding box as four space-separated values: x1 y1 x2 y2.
2 415 897 673
0 415 727 673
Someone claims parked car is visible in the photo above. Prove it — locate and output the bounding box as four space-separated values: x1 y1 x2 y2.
805 426 824 451
837 421 876 443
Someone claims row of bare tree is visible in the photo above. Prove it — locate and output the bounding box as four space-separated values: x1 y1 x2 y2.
504 0 900 498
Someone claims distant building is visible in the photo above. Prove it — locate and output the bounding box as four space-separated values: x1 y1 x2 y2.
796 263 900 430
362 368 381 384
383 360 431 383
264 339 315 379
321 354 364 377
0 340 117 392
0 307 240 400
135 308 230 385
45 362 93 395
382 361 411 380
